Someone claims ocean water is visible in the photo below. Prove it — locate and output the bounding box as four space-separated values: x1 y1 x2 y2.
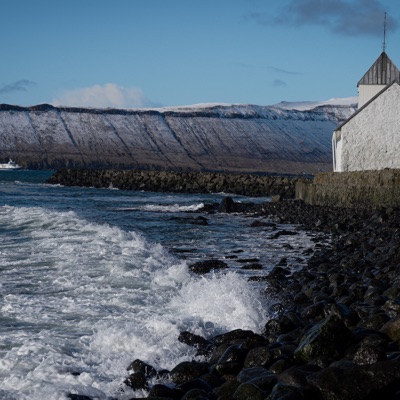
0 171 316 399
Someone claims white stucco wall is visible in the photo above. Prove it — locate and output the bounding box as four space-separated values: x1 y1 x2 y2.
338 82 400 172
332 130 342 171
358 84 386 108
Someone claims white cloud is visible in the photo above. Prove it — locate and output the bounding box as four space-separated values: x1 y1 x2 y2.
52 83 160 109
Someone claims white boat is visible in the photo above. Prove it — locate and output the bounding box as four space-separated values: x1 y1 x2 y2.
0 159 22 170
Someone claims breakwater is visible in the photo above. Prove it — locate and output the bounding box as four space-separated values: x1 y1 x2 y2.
296 169 400 208
46 169 307 198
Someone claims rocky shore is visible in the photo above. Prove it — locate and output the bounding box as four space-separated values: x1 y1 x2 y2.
104 199 400 400
46 169 307 198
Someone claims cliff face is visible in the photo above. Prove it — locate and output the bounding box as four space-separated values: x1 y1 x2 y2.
0 103 356 173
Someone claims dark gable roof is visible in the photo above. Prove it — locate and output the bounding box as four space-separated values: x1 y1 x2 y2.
335 80 400 132
358 51 400 86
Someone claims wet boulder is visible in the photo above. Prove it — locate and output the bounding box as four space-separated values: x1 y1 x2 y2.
170 361 210 385
213 344 248 376
381 314 400 342
214 380 241 400
353 344 387 365
146 383 183 399
330 303 360 327
215 345 246 366
213 361 243 376
178 331 211 350
277 364 321 390
178 378 213 398
126 358 157 378
123 371 148 391
294 315 354 363
307 359 400 400
188 259 228 274
237 367 274 383
244 346 274 369
217 196 235 213
232 382 268 400
181 388 212 399
266 383 314 400
212 329 260 346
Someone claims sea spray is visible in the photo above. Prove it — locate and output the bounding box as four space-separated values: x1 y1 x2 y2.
0 205 267 399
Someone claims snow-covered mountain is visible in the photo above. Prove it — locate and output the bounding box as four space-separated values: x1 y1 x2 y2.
0 101 356 174
273 96 357 111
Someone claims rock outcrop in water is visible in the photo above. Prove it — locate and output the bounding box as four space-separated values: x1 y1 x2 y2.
0 102 355 173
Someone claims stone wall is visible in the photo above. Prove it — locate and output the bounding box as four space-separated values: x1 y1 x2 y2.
296 169 400 208
46 169 306 198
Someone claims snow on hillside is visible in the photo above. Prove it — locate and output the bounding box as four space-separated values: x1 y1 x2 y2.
133 97 357 114
273 97 358 111
0 100 357 173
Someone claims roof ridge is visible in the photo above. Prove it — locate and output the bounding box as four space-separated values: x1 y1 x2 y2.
357 51 400 86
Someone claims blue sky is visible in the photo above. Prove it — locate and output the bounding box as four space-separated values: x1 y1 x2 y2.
1 0 399 108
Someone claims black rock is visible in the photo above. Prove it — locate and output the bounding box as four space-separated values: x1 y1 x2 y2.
232 382 267 400
250 220 277 228
270 230 299 239
67 395 93 400
217 196 235 213
178 331 210 350
277 364 321 390
214 380 241 400
353 344 387 365
126 358 157 378
244 346 274 369
236 367 274 383
294 315 354 363
217 344 247 365
213 361 243 376
181 388 211 399
146 383 183 399
123 371 148 391
266 382 316 400
177 378 213 395
212 329 260 346
169 361 210 385
188 259 228 274
307 359 400 400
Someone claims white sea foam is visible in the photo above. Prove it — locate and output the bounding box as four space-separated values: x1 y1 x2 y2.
117 203 205 212
0 205 267 399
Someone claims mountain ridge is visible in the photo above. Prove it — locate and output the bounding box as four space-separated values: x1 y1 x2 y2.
0 101 356 174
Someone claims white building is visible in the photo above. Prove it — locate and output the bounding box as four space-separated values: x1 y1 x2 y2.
332 52 400 172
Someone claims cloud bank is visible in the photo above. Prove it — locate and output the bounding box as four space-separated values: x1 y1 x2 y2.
250 0 398 37
272 79 287 87
52 83 161 109
0 80 35 94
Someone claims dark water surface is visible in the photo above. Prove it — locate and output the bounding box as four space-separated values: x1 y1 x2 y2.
0 171 315 399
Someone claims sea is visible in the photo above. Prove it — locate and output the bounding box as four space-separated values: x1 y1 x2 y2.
0 170 317 399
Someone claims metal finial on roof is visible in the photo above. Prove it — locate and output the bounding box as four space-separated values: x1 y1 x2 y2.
383 12 387 52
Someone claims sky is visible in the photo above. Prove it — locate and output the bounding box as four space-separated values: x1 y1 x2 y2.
1 0 399 109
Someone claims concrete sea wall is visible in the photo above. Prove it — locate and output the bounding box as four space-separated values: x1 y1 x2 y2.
296 169 400 208
47 169 307 198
